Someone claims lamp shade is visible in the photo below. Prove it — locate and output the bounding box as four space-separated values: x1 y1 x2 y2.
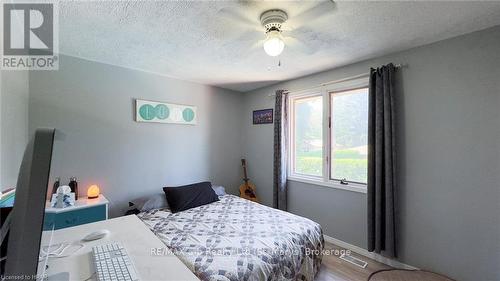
263 30 285 57
87 185 100 199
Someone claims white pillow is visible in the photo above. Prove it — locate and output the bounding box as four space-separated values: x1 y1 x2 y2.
212 185 226 196
130 193 168 212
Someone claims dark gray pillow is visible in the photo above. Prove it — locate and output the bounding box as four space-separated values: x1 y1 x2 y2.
163 181 219 213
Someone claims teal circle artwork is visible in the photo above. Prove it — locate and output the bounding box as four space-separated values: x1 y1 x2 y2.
182 108 195 122
155 104 169 120
139 104 155 120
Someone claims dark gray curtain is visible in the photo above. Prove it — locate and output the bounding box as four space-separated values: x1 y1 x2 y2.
367 63 397 257
273 90 288 211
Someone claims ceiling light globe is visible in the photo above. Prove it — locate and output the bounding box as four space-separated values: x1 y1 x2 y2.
263 30 285 57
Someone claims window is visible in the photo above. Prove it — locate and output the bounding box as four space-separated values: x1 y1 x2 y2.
288 78 369 192
290 95 323 177
330 88 368 184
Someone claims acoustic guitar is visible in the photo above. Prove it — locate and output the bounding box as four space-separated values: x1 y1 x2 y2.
239 159 259 202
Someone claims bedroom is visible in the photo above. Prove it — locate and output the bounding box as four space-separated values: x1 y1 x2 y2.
0 1 499 281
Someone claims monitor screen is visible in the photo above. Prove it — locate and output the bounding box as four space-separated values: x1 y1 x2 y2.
2 128 56 280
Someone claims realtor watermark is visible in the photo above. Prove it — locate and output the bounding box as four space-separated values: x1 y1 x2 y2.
0 274 48 280
1 1 59 70
150 247 351 257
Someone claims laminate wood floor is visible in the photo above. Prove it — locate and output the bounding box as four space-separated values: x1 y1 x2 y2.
315 242 391 281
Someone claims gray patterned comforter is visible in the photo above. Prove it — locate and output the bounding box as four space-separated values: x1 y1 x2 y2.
137 195 324 281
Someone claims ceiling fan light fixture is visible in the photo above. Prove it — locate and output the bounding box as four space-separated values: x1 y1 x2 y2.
263 30 285 57
260 9 287 57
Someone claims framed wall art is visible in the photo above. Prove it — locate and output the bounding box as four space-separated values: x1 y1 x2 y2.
135 99 197 125
253 109 273 125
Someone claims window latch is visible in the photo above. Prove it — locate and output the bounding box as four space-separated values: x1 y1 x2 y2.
340 178 349 185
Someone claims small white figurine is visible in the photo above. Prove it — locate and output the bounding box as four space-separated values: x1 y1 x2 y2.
50 185 76 208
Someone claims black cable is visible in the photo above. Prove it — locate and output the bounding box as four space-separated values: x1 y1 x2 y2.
367 268 455 281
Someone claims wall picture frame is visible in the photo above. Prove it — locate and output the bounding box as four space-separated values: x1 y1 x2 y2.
135 99 197 125
253 109 273 125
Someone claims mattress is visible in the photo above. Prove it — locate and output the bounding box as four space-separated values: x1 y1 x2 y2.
137 195 324 281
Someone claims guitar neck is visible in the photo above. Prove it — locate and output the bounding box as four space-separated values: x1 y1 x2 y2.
241 159 249 182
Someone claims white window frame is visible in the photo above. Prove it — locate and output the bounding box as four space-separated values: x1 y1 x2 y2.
287 76 369 194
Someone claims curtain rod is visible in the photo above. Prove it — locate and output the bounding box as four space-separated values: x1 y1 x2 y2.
268 63 407 97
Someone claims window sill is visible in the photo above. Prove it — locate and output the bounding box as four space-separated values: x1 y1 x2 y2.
287 176 367 194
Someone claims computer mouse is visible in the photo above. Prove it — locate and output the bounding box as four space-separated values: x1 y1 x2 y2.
82 229 110 241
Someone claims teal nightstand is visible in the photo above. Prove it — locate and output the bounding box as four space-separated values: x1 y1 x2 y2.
44 195 109 230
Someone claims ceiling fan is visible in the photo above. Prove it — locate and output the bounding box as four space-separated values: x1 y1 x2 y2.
218 1 336 57
261 9 288 56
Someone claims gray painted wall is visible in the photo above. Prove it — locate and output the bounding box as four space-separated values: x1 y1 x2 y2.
0 70 29 190
29 55 244 217
241 26 500 281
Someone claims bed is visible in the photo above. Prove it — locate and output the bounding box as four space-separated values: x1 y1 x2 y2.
137 194 324 281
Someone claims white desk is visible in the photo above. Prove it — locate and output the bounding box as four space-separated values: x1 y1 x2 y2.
41 215 199 281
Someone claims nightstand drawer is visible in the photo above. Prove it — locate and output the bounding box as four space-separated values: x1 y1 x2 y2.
44 204 107 230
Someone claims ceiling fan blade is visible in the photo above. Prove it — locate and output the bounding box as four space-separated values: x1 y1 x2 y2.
286 0 336 28
233 30 263 43
217 7 261 31
250 39 264 50
284 36 319 55
221 33 262 56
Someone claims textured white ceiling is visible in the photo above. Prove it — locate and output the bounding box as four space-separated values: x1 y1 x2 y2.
58 1 500 92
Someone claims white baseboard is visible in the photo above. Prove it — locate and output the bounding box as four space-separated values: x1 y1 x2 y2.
323 235 418 270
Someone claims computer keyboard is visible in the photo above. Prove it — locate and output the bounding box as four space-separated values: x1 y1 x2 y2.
92 242 139 281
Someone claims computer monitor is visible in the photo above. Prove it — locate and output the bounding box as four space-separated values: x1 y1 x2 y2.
3 128 55 280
